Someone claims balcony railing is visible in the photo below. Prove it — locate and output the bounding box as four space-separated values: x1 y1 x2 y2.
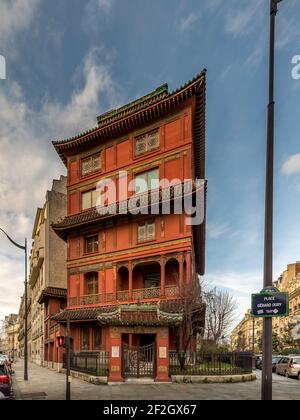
68 285 180 307
132 287 161 300
80 294 102 306
117 290 129 302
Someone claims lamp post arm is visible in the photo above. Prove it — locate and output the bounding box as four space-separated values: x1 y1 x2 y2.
271 0 283 15
0 228 26 251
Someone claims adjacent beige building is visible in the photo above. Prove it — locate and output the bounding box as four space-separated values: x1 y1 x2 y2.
231 262 300 351
18 293 32 358
28 176 67 366
0 314 20 358
231 310 262 353
273 262 300 345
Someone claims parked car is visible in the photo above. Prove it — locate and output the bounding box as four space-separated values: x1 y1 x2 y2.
0 355 9 364
276 355 300 379
272 355 284 373
255 355 262 370
0 362 13 399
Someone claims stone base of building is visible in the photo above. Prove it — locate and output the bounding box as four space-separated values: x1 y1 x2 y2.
171 373 257 384
61 369 108 385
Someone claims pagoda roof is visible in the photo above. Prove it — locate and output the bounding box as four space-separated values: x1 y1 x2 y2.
38 287 67 305
52 181 202 240
52 302 184 326
52 70 206 166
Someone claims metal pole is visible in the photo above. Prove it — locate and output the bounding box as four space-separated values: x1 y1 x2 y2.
66 318 71 401
24 238 28 381
262 0 281 401
252 318 255 355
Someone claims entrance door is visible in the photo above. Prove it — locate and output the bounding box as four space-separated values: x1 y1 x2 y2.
122 341 156 378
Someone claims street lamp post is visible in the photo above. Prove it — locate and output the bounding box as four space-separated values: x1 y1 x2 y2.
0 228 28 381
66 317 71 401
262 0 284 401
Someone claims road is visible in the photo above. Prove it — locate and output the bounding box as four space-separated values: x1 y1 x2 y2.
12 360 300 400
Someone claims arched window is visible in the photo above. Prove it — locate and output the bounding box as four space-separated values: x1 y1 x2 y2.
85 272 99 295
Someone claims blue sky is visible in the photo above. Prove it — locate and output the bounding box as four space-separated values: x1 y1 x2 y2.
0 0 300 325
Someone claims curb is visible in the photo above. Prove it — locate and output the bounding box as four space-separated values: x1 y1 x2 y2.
171 373 257 384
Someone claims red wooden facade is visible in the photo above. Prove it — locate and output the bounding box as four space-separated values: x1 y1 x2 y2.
52 70 206 381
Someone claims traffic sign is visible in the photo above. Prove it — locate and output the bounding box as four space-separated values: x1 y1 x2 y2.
252 288 289 318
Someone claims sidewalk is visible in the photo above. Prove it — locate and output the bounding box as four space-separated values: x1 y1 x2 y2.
12 359 300 400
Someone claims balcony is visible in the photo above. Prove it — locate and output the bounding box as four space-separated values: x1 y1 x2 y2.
30 247 45 287
68 257 184 308
68 285 180 308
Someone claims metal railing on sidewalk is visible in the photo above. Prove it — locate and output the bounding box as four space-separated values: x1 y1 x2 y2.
63 352 109 377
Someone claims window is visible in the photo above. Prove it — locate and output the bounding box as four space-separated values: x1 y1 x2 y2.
81 153 101 177
81 327 90 351
82 190 100 210
138 221 155 243
85 235 99 254
135 168 159 194
143 272 160 289
93 328 101 350
85 273 99 295
135 129 159 157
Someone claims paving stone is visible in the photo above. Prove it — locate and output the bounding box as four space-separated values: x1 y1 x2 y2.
11 359 300 400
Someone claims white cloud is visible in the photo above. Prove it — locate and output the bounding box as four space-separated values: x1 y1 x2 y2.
0 255 23 320
178 12 201 33
245 46 264 68
42 48 120 140
207 222 230 239
95 0 113 13
0 48 120 317
224 0 264 38
282 154 300 175
205 270 262 323
84 0 114 30
0 0 40 44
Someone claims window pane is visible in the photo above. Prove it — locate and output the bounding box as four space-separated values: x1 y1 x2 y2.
82 154 101 177
138 225 146 242
85 237 93 254
135 135 147 156
92 190 100 207
147 222 155 241
81 327 90 351
92 155 101 172
135 172 148 194
93 236 99 253
143 272 160 289
82 192 92 210
94 328 101 350
148 169 159 190
82 158 92 176
85 236 98 254
148 130 159 151
86 274 98 295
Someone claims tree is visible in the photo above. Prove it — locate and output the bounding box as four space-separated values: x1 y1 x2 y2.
236 331 247 352
169 278 206 370
282 322 297 348
204 287 237 345
257 331 283 353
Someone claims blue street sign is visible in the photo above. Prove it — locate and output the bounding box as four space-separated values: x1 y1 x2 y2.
252 289 289 318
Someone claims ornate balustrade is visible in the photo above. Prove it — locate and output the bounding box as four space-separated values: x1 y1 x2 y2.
68 285 180 308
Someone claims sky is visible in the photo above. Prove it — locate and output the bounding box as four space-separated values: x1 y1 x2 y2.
0 0 300 327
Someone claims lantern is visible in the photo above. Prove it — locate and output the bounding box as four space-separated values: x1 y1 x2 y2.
57 336 65 348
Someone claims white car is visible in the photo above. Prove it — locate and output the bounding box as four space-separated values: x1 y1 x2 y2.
0 355 9 364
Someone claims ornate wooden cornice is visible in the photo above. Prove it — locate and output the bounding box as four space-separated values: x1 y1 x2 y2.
52 70 206 166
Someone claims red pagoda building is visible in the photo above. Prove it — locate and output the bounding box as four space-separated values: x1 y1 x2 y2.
52 70 206 382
